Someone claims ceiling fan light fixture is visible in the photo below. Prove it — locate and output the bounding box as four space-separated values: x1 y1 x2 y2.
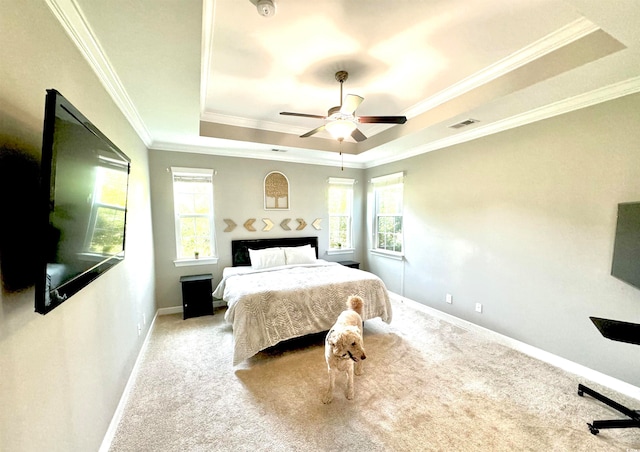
256 0 276 17
325 119 356 141
280 70 406 142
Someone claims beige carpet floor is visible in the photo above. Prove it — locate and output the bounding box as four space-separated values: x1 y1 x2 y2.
108 296 639 451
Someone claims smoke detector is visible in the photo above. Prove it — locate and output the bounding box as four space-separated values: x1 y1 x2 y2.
256 0 276 17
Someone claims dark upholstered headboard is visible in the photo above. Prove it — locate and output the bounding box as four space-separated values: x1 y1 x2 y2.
231 236 319 266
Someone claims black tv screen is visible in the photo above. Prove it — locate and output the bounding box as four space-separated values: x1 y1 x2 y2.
611 201 640 291
35 89 131 314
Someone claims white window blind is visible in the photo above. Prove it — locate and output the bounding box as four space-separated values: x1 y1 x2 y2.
371 172 404 187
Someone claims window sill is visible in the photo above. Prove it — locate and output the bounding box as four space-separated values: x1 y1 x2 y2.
369 249 404 261
326 248 355 256
173 257 219 267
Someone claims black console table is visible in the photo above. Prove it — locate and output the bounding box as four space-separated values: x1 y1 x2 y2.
180 274 214 320
577 316 640 435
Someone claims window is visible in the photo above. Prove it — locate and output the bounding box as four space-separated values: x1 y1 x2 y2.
372 172 404 254
328 177 354 250
171 167 216 263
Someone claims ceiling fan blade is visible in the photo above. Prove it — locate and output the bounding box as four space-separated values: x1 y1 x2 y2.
340 94 364 115
300 125 326 138
280 112 326 119
351 128 367 142
358 115 407 124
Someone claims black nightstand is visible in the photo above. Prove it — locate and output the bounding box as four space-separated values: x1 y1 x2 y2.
180 274 214 320
338 260 360 269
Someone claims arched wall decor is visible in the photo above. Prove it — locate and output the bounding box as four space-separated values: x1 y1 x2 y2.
264 171 290 210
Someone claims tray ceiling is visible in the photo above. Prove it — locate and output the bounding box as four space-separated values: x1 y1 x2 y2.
49 0 640 168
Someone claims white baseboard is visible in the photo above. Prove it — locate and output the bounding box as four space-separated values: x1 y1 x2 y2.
99 311 159 452
157 301 226 317
157 306 183 316
390 292 640 401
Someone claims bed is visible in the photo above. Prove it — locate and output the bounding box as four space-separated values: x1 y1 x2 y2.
213 237 392 365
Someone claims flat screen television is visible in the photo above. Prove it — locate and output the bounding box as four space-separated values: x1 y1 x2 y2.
611 201 640 291
35 89 131 314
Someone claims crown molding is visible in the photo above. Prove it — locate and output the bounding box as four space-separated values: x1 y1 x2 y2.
365 75 640 168
403 17 600 119
200 111 314 136
150 140 366 169
45 0 152 146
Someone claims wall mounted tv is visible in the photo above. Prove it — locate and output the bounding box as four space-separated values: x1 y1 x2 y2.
611 201 640 291
35 89 131 314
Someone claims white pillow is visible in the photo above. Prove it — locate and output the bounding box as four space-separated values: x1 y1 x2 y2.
249 247 286 269
284 245 316 265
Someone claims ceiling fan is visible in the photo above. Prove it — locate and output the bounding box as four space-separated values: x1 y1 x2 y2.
280 71 407 142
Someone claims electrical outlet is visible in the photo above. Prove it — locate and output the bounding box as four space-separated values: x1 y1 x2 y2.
445 293 453 304
475 303 483 313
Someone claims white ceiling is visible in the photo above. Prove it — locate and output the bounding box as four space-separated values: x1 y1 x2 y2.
49 0 640 168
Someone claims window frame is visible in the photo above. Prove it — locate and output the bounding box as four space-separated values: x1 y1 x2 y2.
371 172 404 258
327 177 355 254
171 167 218 267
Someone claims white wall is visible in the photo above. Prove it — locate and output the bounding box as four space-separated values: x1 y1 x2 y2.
366 93 640 388
148 150 365 309
0 2 156 450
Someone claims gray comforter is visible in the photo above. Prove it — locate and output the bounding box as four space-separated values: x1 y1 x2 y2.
213 262 392 365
